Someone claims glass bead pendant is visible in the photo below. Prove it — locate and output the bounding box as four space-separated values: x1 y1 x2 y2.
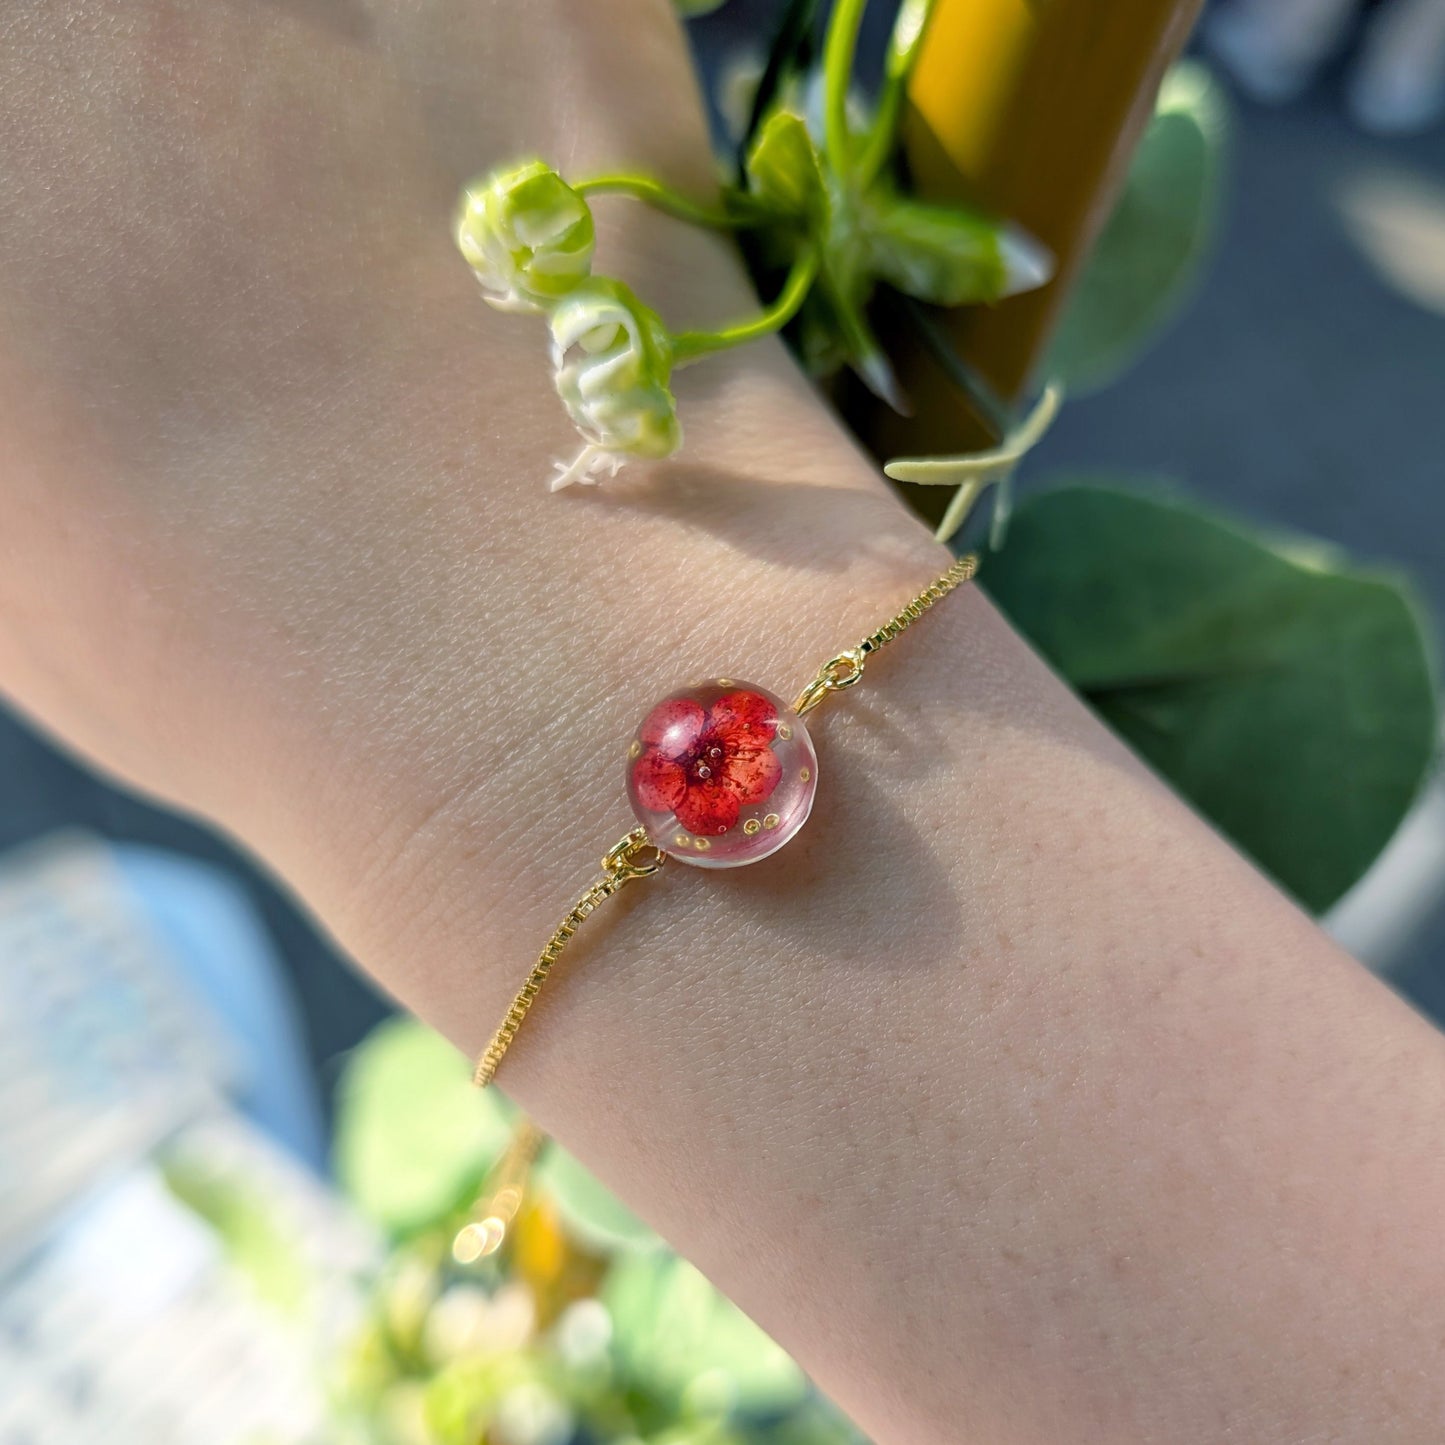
625 680 818 868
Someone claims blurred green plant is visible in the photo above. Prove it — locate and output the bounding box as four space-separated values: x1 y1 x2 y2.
334 1016 516 1236
162 1150 310 1319
319 1018 855 1445
982 485 1436 912
603 1254 807 1417
833 23 1435 910
1046 61 1225 393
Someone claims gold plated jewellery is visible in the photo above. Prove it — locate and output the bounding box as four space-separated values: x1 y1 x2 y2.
473 554 978 1088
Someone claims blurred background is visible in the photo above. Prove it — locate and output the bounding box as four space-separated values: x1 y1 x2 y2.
1 2 1443 1442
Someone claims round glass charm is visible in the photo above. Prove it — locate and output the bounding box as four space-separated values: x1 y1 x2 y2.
625 680 818 868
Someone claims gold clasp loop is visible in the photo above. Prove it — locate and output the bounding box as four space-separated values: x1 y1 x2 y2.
602 827 667 880
792 648 866 718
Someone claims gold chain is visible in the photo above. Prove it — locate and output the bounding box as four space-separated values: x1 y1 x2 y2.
860 552 978 653
793 552 977 717
471 828 664 1087
472 553 978 1088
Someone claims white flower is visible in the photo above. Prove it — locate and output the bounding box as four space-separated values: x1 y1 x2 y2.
547 278 681 488
455 160 595 313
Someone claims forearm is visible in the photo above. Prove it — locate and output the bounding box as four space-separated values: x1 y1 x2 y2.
189 328 1445 1442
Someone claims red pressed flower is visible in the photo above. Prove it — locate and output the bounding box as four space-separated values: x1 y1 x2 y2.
631 689 784 835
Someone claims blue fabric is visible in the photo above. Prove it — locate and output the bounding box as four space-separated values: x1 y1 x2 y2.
111 845 327 1171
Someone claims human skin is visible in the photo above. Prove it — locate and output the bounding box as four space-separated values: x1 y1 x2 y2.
3 3 1445 1441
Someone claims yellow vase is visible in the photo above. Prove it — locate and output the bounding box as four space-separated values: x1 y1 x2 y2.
873 0 1203 457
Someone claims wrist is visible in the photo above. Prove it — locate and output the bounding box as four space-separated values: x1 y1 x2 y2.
217 306 949 1011
343 397 951 1008
324 520 986 1060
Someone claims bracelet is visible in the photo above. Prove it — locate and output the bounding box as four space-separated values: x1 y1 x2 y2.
472 553 979 1087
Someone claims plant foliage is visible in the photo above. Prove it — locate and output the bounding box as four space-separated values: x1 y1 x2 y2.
982 484 1437 912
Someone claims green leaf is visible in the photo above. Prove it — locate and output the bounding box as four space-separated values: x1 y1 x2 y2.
161 1156 309 1318
423 1355 549 1445
333 1019 518 1235
604 1253 808 1417
744 110 828 230
534 1144 661 1253
645 1426 746 1445
981 483 1438 913
736 0 821 175
1047 62 1226 393
864 190 1006 306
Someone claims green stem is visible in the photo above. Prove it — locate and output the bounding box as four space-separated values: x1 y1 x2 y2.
822 0 869 178
574 174 748 231
897 294 1011 435
855 0 936 187
672 250 821 364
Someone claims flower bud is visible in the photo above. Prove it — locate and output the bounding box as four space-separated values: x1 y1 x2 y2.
547 278 681 488
455 161 595 313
